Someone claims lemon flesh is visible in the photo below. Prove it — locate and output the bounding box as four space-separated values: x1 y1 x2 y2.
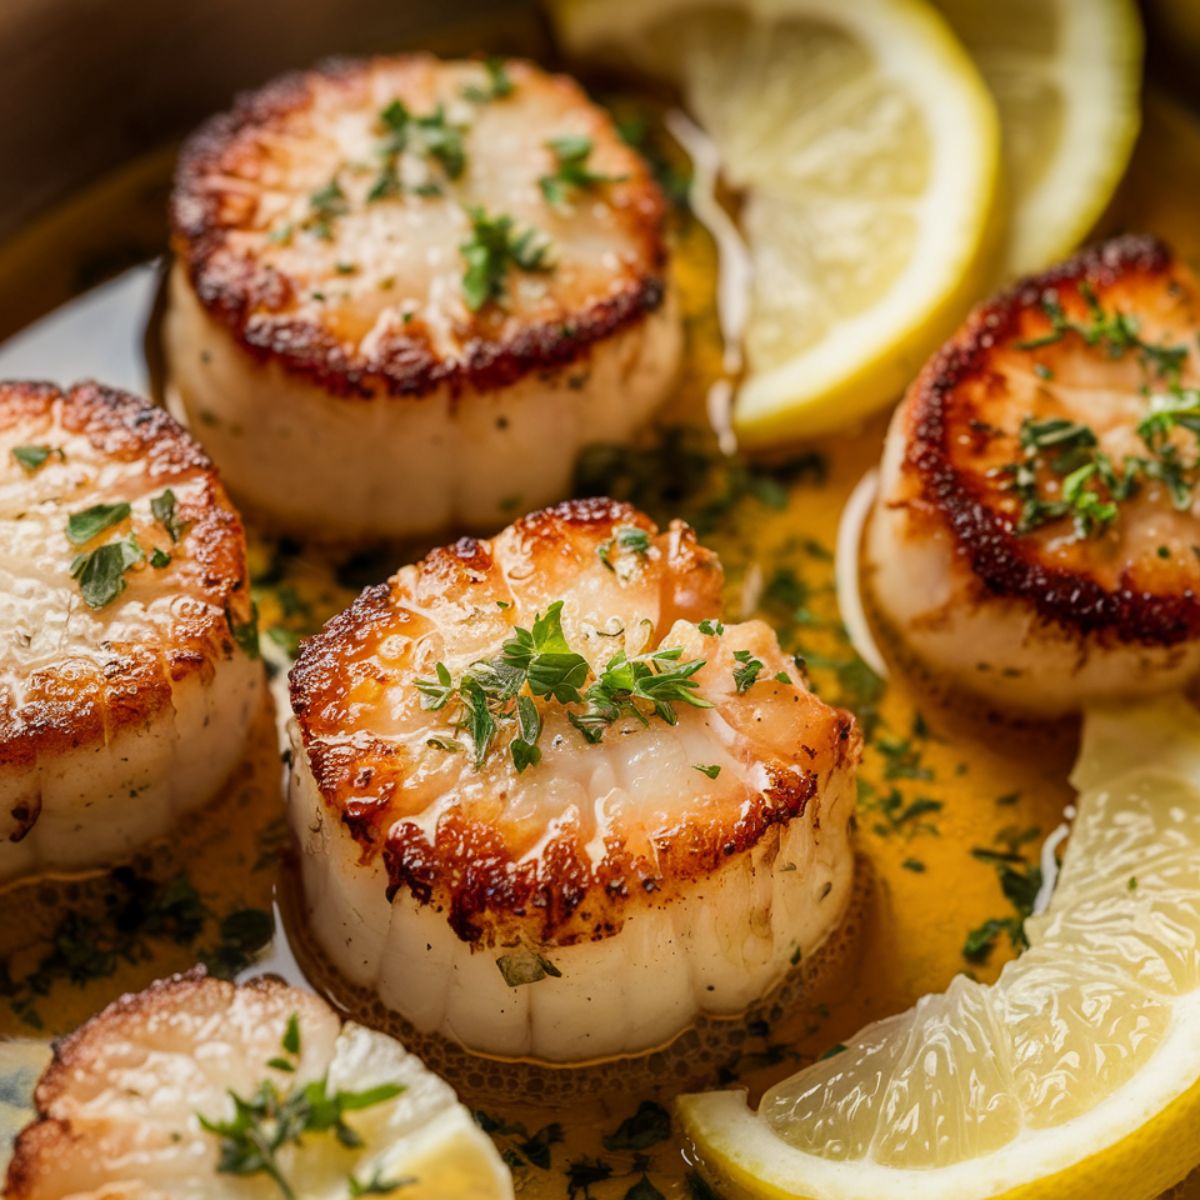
678 694 1200 1200
553 0 1003 444
934 0 1143 277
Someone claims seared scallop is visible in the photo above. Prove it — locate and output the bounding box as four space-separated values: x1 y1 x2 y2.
5 970 514 1199
866 235 1200 717
165 55 681 542
0 380 262 884
287 498 860 1063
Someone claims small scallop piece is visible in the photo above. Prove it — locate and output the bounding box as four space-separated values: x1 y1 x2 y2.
165 55 682 542
4 970 514 1199
288 498 861 1063
866 235 1200 717
0 381 263 884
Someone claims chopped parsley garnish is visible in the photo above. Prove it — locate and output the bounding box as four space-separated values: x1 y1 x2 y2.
460 206 553 311
227 602 261 660
463 56 514 103
150 547 172 569
150 488 185 542
474 1111 565 1171
539 134 625 207
568 645 710 742
67 501 131 545
1005 288 1200 536
412 106 467 179
698 618 724 636
198 1015 405 1199
875 732 934 782
307 177 348 239
962 838 1044 964
1016 283 1189 380
415 600 709 770
573 426 827 537
859 783 943 838
566 1158 614 1198
693 763 721 779
369 100 468 200
597 524 651 570
602 1100 671 1151
70 535 143 609
11 444 61 473
731 649 764 693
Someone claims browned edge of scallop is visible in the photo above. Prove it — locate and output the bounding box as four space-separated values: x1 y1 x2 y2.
2 969 294 1199
902 233 1200 647
170 54 671 401
0 380 254 778
289 497 860 946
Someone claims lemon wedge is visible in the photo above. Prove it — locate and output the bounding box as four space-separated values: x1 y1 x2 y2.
934 0 1143 276
677 694 1200 1200
552 0 1003 444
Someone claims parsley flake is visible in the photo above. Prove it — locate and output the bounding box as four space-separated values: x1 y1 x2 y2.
150 488 186 543
11 444 61 473
70 535 143 608
460 206 553 311
463 57 514 103
597 524 652 570
307 178 348 239
539 134 626 207
731 649 764 693
67 501 131 545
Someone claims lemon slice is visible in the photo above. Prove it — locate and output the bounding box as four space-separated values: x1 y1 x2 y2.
934 0 1142 278
677 694 1200 1200
553 0 1003 444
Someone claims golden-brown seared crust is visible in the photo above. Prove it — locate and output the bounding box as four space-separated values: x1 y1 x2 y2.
902 234 1200 646
6 969 204 1199
0 381 255 775
171 55 671 401
379 726 856 946
291 498 859 946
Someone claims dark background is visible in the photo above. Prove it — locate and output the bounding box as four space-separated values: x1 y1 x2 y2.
0 0 1191 243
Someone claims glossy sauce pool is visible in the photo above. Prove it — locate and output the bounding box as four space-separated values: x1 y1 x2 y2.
1 78 1199 1198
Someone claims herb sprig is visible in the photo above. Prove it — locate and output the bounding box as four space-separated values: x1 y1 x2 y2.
417 601 710 771
198 1014 405 1200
